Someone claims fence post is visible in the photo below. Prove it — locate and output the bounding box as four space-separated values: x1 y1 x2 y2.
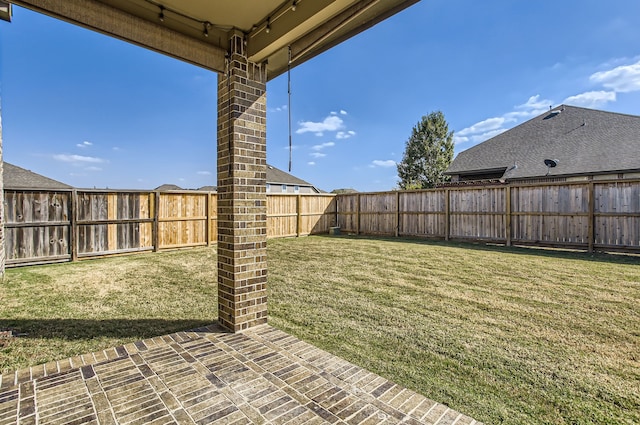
445 189 450 241
153 191 160 252
395 191 400 237
356 193 361 235
205 192 211 246
505 185 512 246
296 194 302 237
334 195 339 229
70 189 78 261
588 182 595 253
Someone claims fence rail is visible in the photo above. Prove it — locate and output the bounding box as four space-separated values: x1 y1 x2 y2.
336 179 640 253
4 190 336 267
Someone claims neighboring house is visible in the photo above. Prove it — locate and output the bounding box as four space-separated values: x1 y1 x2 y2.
266 164 322 194
154 164 321 193
3 162 72 190
445 105 640 184
154 184 184 191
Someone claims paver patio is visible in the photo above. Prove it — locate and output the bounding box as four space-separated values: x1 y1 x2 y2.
0 324 481 425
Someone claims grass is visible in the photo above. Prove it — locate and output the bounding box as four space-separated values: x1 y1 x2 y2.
1 236 639 424
0 248 217 371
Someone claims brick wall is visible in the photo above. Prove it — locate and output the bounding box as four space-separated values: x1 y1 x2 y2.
216 33 268 332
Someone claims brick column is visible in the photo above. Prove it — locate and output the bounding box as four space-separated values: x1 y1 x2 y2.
217 32 268 332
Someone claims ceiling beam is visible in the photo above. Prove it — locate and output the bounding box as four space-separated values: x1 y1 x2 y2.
264 0 419 80
0 1 11 21
11 0 227 74
247 0 342 63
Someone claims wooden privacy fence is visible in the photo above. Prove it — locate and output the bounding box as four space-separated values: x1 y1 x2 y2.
336 179 640 253
267 194 336 238
4 180 639 266
4 190 336 267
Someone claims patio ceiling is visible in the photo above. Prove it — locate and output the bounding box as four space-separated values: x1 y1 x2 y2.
9 0 419 80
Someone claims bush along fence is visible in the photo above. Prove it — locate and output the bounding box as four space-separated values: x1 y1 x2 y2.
336 179 640 253
3 190 336 267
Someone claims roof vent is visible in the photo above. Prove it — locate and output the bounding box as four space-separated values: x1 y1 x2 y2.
543 109 562 120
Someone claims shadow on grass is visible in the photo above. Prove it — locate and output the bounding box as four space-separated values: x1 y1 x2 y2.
0 319 224 341
319 234 640 266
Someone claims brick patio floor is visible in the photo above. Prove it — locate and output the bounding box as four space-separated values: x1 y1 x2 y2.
0 324 482 425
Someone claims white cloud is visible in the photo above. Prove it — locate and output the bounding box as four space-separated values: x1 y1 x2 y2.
311 142 335 150
310 152 326 158
590 60 640 93
197 171 212 175
269 104 288 112
85 166 102 172
371 160 396 168
453 135 469 145
76 141 92 148
455 94 555 146
516 94 553 111
563 91 616 108
340 110 347 115
471 128 508 143
296 114 344 135
53 154 105 164
307 161 316 166
336 130 356 139
457 117 509 136
505 95 554 120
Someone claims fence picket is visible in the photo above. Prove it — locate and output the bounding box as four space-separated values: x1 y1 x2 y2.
4 180 639 266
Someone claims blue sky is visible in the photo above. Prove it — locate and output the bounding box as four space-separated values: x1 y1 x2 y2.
1 1 640 192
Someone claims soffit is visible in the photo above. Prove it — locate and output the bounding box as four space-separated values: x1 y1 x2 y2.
11 0 419 81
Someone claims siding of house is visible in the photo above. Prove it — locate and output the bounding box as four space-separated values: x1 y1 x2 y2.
266 183 318 194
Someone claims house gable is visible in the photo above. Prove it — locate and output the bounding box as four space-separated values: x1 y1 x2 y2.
266 164 321 193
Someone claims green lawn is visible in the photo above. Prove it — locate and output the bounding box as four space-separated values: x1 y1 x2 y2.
1 236 639 424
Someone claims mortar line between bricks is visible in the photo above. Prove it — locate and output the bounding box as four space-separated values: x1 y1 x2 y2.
158 386 198 425
450 413 464 425
420 398 441 422
87 369 117 425
434 407 452 425
138 342 202 425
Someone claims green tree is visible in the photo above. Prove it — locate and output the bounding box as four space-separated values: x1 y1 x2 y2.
397 111 454 189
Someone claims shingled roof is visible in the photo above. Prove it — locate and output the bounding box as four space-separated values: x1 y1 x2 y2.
446 105 640 180
154 184 184 191
153 164 319 192
266 164 316 187
3 162 72 190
